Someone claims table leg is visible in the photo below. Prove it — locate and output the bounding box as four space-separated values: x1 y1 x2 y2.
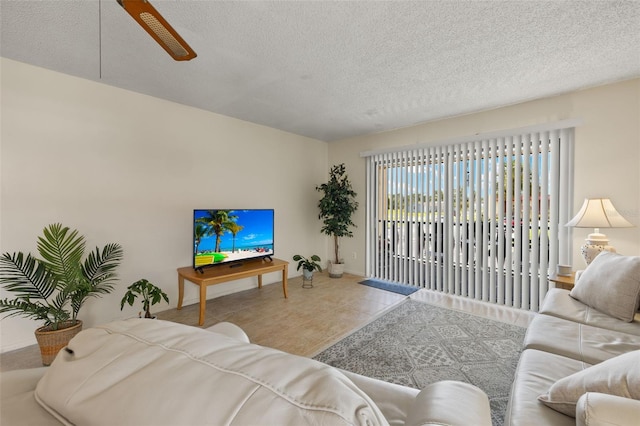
199 283 206 326
282 264 288 298
177 275 185 310
257 274 263 289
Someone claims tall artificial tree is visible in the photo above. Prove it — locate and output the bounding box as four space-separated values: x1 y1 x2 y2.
316 163 359 265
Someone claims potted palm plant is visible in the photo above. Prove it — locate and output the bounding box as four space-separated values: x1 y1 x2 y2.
0 223 123 365
316 163 358 278
120 279 169 318
292 254 322 281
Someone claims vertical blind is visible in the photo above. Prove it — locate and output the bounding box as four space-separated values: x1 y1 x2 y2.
363 123 576 311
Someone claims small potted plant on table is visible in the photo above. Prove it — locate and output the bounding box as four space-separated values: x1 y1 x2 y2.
120 279 169 318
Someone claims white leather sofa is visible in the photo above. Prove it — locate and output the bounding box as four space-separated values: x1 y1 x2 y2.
1 319 492 426
505 251 640 426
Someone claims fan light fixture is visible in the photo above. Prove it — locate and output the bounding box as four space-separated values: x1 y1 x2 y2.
117 0 197 61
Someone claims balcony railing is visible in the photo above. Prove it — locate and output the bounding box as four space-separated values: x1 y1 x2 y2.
373 217 550 306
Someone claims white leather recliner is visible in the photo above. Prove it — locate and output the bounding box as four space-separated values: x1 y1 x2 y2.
1 319 492 426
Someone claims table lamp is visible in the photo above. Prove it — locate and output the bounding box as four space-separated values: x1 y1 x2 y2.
566 198 634 265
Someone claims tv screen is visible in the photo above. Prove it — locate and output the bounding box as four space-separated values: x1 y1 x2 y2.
193 209 274 270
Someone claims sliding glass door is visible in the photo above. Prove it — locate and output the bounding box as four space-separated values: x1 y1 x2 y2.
364 123 575 311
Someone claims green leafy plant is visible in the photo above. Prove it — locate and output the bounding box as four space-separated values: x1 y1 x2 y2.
292 255 322 273
316 163 359 264
120 279 169 318
0 223 123 331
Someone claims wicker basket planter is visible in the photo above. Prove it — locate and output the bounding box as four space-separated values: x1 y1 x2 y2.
34 320 83 366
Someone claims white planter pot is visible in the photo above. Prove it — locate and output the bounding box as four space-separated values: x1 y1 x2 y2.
328 262 344 278
302 268 314 289
303 269 314 281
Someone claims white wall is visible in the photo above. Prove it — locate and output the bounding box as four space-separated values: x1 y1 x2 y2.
3 59 639 352
329 78 640 276
0 58 328 352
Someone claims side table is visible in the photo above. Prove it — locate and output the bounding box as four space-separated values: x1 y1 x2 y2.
548 271 575 290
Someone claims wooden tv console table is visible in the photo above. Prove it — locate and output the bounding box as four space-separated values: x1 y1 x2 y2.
177 258 289 326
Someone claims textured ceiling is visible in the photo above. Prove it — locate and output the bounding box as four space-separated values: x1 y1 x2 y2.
1 1 639 142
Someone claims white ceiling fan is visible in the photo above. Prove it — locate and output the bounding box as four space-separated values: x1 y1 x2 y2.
116 0 197 61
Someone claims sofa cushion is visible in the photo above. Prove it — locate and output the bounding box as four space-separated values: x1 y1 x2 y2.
0 368 59 426
576 392 640 426
405 381 491 426
539 288 640 336
524 314 640 364
505 349 587 426
340 369 420 425
34 319 389 426
569 252 640 322
538 350 640 417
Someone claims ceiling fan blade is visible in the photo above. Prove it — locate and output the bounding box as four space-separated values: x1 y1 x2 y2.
117 0 197 61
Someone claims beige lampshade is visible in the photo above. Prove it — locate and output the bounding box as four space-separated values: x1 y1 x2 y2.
566 198 633 229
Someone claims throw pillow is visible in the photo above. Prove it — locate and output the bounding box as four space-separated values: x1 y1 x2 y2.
538 350 640 417
569 251 640 322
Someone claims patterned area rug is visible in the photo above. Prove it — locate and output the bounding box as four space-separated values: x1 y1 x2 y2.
313 299 526 426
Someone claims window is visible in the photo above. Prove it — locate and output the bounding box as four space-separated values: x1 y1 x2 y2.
363 121 577 311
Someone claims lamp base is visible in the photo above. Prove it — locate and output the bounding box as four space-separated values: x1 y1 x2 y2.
580 241 616 265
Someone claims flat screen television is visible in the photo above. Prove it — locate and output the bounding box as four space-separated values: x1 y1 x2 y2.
193 209 274 271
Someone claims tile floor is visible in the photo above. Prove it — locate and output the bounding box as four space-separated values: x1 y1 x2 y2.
0 273 406 371
1 272 537 372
